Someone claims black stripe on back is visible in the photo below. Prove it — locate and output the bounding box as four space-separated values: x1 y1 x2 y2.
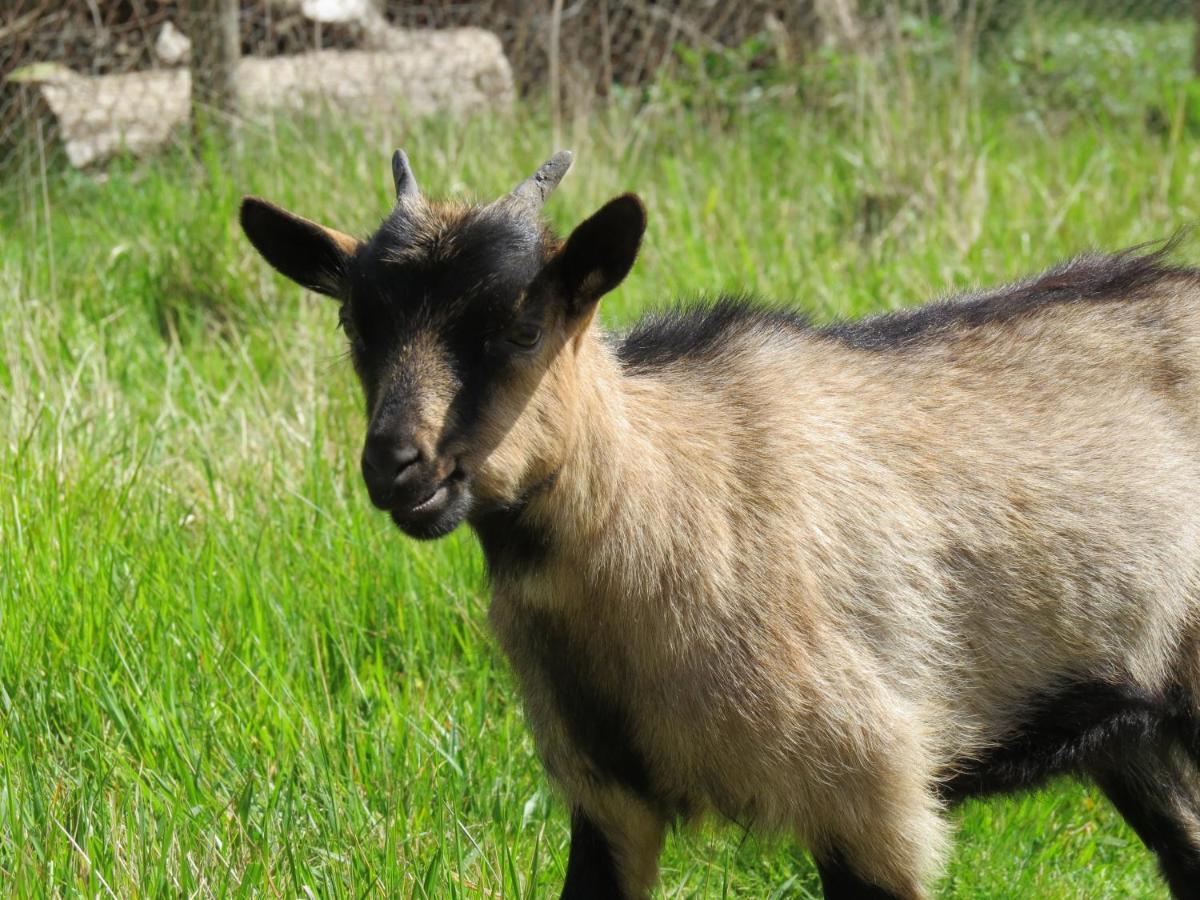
613 241 1200 375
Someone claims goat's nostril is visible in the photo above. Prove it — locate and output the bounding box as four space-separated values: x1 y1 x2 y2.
392 445 420 471
362 437 421 482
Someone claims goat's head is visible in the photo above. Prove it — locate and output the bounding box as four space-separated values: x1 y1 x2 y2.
239 151 645 538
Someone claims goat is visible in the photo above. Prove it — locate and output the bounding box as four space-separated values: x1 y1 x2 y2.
240 150 1200 899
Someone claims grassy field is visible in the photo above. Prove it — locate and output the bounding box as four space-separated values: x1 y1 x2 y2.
3 12 1200 897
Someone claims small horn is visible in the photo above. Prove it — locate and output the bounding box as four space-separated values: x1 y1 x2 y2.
507 150 573 213
392 149 419 200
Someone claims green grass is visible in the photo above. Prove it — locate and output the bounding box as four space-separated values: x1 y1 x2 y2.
2 12 1198 897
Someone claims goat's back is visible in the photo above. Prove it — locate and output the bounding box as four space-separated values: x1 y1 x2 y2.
619 261 1200 765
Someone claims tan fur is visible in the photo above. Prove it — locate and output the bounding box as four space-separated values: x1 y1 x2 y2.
475 280 1200 896
374 328 456 462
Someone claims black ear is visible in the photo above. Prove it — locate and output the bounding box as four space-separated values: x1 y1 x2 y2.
239 196 361 299
551 193 646 313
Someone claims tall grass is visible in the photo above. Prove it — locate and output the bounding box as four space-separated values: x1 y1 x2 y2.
2 12 1197 896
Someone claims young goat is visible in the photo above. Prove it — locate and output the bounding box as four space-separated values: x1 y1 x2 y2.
241 151 1200 899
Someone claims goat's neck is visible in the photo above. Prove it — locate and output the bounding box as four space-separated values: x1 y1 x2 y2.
548 333 637 536
523 328 697 606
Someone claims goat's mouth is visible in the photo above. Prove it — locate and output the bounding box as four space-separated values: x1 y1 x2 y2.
389 468 471 540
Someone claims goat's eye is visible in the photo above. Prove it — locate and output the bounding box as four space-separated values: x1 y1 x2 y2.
337 306 365 352
506 323 542 349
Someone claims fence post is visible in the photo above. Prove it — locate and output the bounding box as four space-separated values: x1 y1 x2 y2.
187 0 239 133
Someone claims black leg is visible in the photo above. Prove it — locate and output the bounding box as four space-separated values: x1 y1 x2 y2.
815 849 905 900
1179 711 1200 768
561 809 625 900
1092 738 1200 900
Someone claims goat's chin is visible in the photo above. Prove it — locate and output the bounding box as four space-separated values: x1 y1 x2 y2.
390 483 473 540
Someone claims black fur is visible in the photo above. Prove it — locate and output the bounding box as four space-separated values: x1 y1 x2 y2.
615 244 1200 375
525 610 655 803
939 681 1181 802
814 850 905 900
1093 759 1200 900
546 194 646 313
338 205 567 529
344 205 554 409
936 676 1200 896
363 204 549 315
822 242 1199 351
239 197 353 298
561 810 626 899
471 500 555 576
616 297 809 374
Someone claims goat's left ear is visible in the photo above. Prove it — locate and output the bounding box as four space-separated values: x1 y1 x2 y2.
239 196 361 299
549 193 646 315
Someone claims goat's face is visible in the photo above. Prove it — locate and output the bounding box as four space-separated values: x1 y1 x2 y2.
239 152 644 539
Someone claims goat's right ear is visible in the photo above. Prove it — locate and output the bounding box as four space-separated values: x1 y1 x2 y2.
549 193 646 316
239 196 361 299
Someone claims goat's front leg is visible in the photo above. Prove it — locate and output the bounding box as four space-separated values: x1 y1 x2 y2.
561 796 666 899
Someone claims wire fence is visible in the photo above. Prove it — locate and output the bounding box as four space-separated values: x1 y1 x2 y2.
1 1 1198 184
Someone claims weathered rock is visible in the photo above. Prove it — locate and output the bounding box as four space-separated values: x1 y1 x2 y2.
37 68 190 168
155 20 193 66
296 0 376 25
237 29 514 116
16 28 514 168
